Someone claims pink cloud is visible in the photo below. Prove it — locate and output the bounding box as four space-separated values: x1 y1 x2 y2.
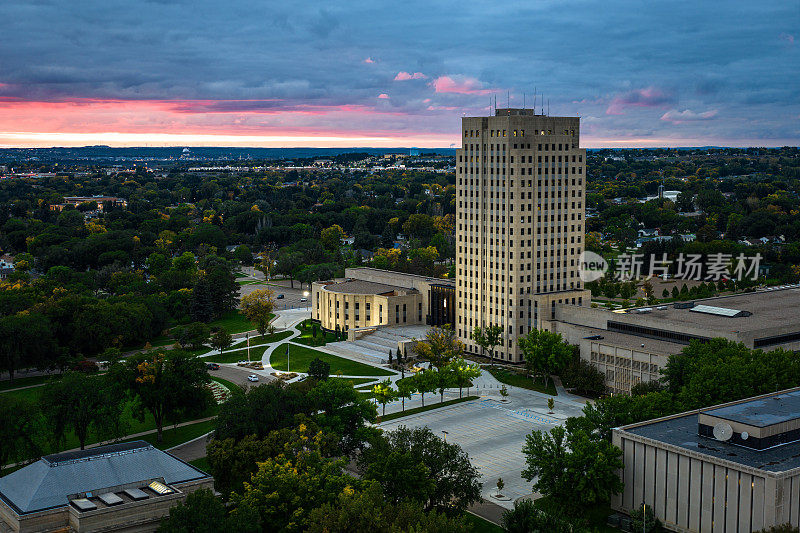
432 75 494 95
394 71 427 81
660 109 718 123
377 93 390 99
606 87 673 115
363 57 375 63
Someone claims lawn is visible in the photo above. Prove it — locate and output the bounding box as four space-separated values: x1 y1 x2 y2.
0 374 61 392
293 319 338 347
486 367 557 396
207 310 265 334
123 419 215 450
207 345 267 364
334 377 378 387
231 330 292 348
463 512 504 533
189 456 211 473
379 396 479 423
210 375 243 394
270 343 394 377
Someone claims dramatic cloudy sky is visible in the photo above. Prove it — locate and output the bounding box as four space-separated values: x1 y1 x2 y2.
0 0 797 147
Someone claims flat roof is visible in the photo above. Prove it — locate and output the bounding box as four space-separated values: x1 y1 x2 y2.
324 279 415 295
570 325 684 355
347 267 455 287
621 389 800 472
703 389 800 428
617 286 800 335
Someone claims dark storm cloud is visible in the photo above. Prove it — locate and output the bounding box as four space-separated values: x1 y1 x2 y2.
0 0 797 144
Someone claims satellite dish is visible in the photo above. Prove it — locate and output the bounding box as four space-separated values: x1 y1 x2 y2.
741 431 749 440
713 422 733 441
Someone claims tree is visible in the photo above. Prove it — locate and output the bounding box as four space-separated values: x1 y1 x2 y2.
630 502 663 533
320 224 346 251
372 378 397 417
396 377 415 412
0 312 57 382
412 324 463 370
308 378 378 454
231 430 360 532
240 288 275 335
39 372 121 450
305 481 469 533
114 351 213 443
521 425 623 512
547 398 555 413
500 384 509 399
662 288 670 298
496 477 505 496
411 369 437 407
0 395 43 474
519 329 573 383
471 324 503 366
158 488 260 533
358 426 481 515
210 328 232 355
559 354 606 397
175 322 211 350
450 358 481 398
501 499 575 533
308 357 330 381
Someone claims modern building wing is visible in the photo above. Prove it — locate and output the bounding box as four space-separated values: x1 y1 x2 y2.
613 387 800 532
455 108 590 362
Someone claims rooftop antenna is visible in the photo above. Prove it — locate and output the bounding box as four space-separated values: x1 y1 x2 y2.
533 87 537 115
507 91 510 109
523 93 526 109
547 98 550 116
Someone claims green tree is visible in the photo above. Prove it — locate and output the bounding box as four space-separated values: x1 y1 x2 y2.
521 425 623 511
372 378 397 417
0 395 43 474
449 358 481 398
410 369 437 407
0 312 57 382
240 288 275 335
501 499 575 533
210 328 232 355
213 382 311 442
471 324 503 366
114 351 213 443
412 324 463 369
396 377 415 412
630 502 663 533
320 224 346 251
519 329 573 383
39 372 121 450
358 426 482 515
308 357 330 381
308 378 378 454
158 488 260 533
175 322 211 351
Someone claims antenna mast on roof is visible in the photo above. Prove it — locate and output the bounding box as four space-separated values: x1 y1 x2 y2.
547 98 550 116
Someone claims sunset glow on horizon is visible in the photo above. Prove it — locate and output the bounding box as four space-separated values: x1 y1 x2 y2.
0 1 796 149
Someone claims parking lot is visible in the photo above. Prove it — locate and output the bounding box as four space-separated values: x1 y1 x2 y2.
238 269 312 312
379 392 585 506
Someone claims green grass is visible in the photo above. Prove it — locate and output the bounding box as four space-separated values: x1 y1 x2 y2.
189 456 211 473
207 346 267 364
123 419 214 450
0 374 61 392
231 330 292 348
463 512 504 533
293 319 338 347
486 367 557 396
2 385 46 403
210 375 243 394
271 343 394 377
207 310 260 334
379 396 478 422
334 377 378 387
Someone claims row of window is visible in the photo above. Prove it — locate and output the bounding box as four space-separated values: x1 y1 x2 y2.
460 153 582 163
460 200 583 211
459 177 583 186
460 166 583 176
463 131 576 140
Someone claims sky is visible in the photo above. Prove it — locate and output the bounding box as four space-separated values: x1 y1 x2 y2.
0 0 797 148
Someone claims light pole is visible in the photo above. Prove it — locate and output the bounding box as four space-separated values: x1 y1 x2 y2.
303 291 310 311
246 333 250 363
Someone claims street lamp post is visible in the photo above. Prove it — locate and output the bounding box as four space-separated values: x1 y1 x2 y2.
303 291 310 310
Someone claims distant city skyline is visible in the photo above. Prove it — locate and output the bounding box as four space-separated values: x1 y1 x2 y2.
0 1 797 148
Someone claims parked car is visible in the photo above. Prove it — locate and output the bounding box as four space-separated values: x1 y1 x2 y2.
206 363 220 370
276 294 285 299
247 374 259 382
299 297 308 302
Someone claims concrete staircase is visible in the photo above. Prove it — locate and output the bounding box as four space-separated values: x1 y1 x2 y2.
324 325 430 365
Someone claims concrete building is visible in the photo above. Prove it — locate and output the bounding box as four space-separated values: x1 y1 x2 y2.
455 108 590 362
549 285 800 394
613 387 800 532
311 267 454 332
0 440 212 533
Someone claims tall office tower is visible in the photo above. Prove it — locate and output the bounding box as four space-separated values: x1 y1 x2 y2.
455 108 591 363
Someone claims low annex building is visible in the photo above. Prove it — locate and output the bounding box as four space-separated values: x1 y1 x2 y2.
613 387 800 532
0 440 212 533
311 267 454 332
547 285 800 394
